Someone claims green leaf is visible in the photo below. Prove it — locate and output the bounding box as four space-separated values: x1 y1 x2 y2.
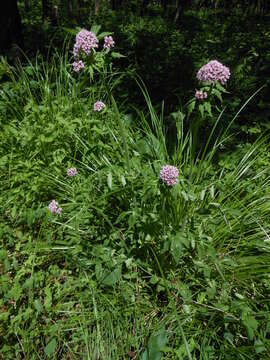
248 126 261 134
8 285 22 302
89 66 94 81
198 104 204 118
224 332 234 346
204 102 212 116
120 175 126 186
187 100 195 117
53 149 66 164
44 287 52 311
171 232 190 263
215 82 227 93
34 299 43 313
90 24 101 35
97 32 112 40
128 211 137 228
181 191 189 201
45 338 57 357
171 110 185 122
210 185 215 199
212 88 222 101
107 172 113 189
176 338 196 358
141 327 167 360
4 258 10 271
200 189 206 201
95 263 103 281
242 315 258 340
254 339 266 354
111 52 126 58
209 202 220 208
150 275 159 285
102 266 122 286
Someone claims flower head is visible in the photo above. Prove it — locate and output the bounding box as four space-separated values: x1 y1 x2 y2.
197 60 230 85
73 60 84 73
160 165 179 186
48 200 62 215
67 167 78 177
73 29 99 58
195 90 208 100
94 101 105 112
104 36 115 49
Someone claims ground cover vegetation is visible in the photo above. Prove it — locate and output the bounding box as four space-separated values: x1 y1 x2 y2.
1 1 270 359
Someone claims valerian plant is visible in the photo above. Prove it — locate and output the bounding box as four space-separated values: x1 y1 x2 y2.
69 24 124 81
1 19 270 358
180 60 231 160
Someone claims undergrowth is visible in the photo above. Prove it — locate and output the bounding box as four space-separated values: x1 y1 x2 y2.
1 45 270 359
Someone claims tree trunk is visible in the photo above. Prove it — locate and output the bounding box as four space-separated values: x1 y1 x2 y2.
0 0 23 54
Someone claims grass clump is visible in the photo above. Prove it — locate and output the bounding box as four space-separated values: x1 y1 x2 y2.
1 36 270 359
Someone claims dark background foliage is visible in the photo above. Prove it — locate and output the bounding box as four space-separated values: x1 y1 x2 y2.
1 0 270 137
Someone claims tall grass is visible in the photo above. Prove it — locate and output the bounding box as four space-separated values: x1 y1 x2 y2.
1 53 270 359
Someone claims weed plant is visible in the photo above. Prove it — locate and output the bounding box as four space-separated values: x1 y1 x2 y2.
1 30 270 359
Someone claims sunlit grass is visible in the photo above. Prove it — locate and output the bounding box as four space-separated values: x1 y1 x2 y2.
0 53 270 359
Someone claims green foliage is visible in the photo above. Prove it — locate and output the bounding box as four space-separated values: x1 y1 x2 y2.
141 327 167 360
1 40 270 360
12 1 269 141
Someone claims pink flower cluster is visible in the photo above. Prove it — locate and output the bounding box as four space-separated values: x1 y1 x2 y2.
94 101 105 112
197 60 230 85
104 36 115 49
48 200 62 215
73 60 84 73
67 167 78 177
73 29 99 58
195 90 208 100
160 165 179 186
48 167 78 214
